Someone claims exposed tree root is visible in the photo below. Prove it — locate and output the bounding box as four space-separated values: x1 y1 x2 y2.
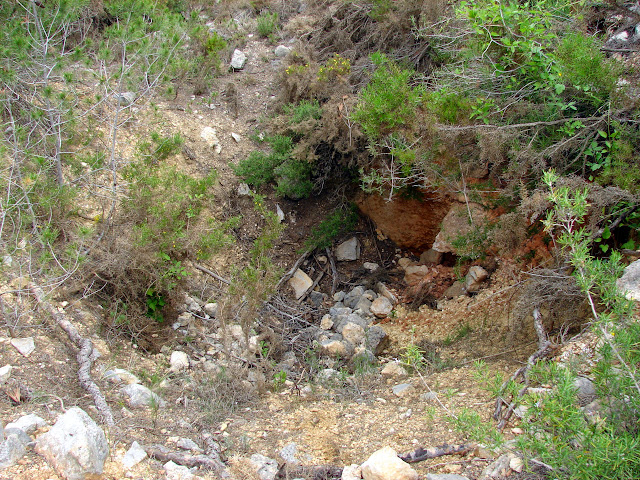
275 464 343 480
29 285 115 427
144 444 229 476
399 443 474 463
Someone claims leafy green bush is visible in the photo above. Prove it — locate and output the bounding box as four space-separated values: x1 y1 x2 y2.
303 204 359 251
352 52 422 142
256 11 278 38
233 134 314 199
284 99 322 125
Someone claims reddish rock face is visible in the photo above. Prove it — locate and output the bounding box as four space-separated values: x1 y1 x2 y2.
356 191 451 253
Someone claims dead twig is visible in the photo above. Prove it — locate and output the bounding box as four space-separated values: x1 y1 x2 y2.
193 263 231 285
326 247 339 296
276 250 311 291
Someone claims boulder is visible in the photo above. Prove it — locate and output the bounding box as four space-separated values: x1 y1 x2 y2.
289 269 313 299
230 49 247 69
344 286 365 308
336 237 361 261
204 303 218 318
120 384 166 409
370 297 393 318
464 266 489 293
365 325 388 355
617 258 640 301
0 427 32 469
432 203 487 254
361 446 418 480
35 407 108 480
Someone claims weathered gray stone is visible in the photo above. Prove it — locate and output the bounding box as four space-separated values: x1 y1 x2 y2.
6 414 47 435
617 258 640 301
204 302 218 318
103 368 140 385
177 438 202 453
317 368 341 383
392 383 415 397
165 460 194 480
464 266 489 293
120 383 166 409
574 376 597 406
376 282 398 305
432 203 487 254
354 296 372 315
170 351 190 372
35 407 108 480
249 453 278 480
279 442 300 465
344 286 365 309
121 441 147 469
420 249 443 265
404 265 430 285
0 365 12 385
335 313 368 333
237 183 251 196
363 262 379 271
480 454 511 479
116 91 136 106
230 49 247 69
320 339 350 358
11 337 35 357
289 269 313 299
443 281 466 299
335 237 361 262
333 291 346 302
361 446 418 480
329 305 352 317
370 297 393 318
274 45 291 57
0 428 31 469
365 325 388 355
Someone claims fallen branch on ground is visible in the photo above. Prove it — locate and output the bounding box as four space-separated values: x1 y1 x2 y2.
276 250 311 291
399 443 474 463
144 444 228 475
30 285 115 427
275 464 343 480
193 263 231 285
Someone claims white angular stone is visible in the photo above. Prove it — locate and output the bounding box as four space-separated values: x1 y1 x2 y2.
276 204 285 223
249 453 278 480
11 337 35 357
200 127 221 154
0 365 12 385
336 237 361 261
230 49 247 69
464 265 489 293
237 183 252 196
361 446 418 480
35 407 108 480
165 460 194 480
6 414 46 435
0 429 30 469
103 368 140 385
231 132 241 143
117 91 136 106
122 441 147 469
370 296 393 318
204 302 218 317
170 351 190 372
392 383 415 397
289 269 313 299
342 464 362 480
120 384 166 409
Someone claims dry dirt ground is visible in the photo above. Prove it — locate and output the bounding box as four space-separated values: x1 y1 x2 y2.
0 27 546 480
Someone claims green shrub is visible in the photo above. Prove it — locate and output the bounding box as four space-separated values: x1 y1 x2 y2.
284 99 322 125
303 204 359 251
274 158 313 199
352 52 422 142
256 11 278 37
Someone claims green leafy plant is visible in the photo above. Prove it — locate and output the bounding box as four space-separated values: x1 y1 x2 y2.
400 343 427 372
272 370 287 391
256 11 278 38
303 204 359 251
283 99 323 125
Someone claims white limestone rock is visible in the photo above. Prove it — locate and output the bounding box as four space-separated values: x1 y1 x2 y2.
336 237 361 261
121 441 147 469
361 446 418 480
230 49 247 69
6 414 47 435
11 337 35 357
370 296 393 318
289 269 313 299
170 351 190 372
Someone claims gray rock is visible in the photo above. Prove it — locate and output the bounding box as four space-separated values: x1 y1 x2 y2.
363 262 379 271
365 325 388 355
392 383 415 397
335 313 368 333
420 248 443 265
279 442 300 465
370 297 393 318
0 428 31 469
289 269 313 299
103 368 140 385
121 441 147 469
420 391 439 403
354 296 372 315
116 91 136 106
35 407 108 480
274 45 292 57
0 365 12 385
344 286 365 309
170 351 190 372
11 337 35 357
276 204 285 223
335 237 361 261
309 291 325 307
481 453 511 479
342 464 362 480
329 305 352 317
204 302 218 318
317 368 341 383
165 460 194 480
443 281 466 299
237 183 251 196
120 383 166 409
574 376 597 406
333 291 346 302
426 475 471 480
183 294 202 313
464 266 489 293
6 414 47 435
230 49 247 69
231 132 242 143
249 453 278 480
617 258 640 301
